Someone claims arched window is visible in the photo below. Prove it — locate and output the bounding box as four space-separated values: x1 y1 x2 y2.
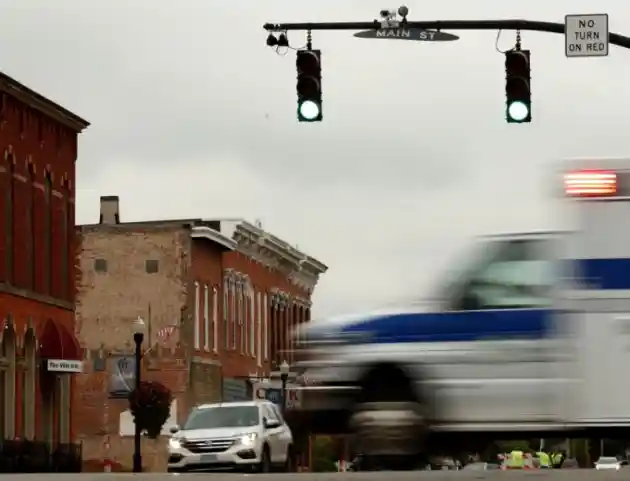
4 152 15 284
60 175 70 300
22 327 36 439
26 160 36 289
1 320 16 439
44 171 52 295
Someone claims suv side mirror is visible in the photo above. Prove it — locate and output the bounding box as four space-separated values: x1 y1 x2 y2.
169 426 180 434
263 418 280 429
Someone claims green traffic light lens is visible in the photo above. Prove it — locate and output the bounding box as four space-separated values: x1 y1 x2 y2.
508 101 529 122
298 100 320 120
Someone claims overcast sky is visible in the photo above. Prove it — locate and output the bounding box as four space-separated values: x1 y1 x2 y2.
3 0 629 317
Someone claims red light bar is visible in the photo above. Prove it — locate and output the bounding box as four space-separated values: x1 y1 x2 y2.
564 170 617 197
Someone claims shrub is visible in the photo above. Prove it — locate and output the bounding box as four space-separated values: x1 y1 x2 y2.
128 381 173 439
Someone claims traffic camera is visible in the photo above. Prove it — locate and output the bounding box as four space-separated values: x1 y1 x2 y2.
505 49 531 123
296 49 322 122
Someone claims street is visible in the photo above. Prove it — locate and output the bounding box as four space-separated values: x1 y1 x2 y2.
0 472 623 480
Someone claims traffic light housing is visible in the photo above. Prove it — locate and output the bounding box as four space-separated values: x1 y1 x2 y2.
505 49 531 123
296 49 322 122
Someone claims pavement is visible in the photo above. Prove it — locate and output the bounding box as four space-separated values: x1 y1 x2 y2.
0 472 623 480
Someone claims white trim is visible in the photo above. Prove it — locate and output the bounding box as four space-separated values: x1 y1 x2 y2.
238 283 244 354
257 291 262 367
194 281 200 350
204 284 210 351
191 226 236 250
223 280 230 349
263 293 269 361
250 287 256 357
230 280 236 350
46 359 83 373
212 286 219 354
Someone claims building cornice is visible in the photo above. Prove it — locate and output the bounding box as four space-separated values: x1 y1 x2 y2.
231 221 327 293
191 225 236 251
0 72 89 133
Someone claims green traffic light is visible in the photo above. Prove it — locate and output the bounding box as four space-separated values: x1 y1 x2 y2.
298 100 321 121
507 100 530 122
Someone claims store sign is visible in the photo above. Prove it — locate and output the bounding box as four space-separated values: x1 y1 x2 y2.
46 359 83 373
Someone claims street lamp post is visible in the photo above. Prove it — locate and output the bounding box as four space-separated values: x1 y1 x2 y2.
132 317 146 473
280 360 290 414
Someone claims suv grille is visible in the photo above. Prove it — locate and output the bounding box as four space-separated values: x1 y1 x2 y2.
182 438 235 454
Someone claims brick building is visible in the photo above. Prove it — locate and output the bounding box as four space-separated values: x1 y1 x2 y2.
74 196 327 440
0 72 89 443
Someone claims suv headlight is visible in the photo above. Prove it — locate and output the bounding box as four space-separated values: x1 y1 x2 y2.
169 437 184 449
237 433 258 446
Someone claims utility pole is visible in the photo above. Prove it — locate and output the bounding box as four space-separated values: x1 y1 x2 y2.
263 18 630 51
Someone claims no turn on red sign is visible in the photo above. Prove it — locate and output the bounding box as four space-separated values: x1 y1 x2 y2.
565 14 609 57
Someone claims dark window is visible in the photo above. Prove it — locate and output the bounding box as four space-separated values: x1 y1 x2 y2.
94 258 108 273
5 155 14 284
449 238 552 311
26 162 35 289
43 172 52 294
145 259 159 274
60 190 69 299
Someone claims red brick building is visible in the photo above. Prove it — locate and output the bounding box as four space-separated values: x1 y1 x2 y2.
74 196 326 439
0 72 89 443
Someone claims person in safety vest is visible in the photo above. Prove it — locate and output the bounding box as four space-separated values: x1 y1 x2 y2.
506 450 525 469
551 452 564 468
537 451 551 468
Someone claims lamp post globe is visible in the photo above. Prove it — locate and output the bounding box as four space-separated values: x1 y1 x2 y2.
132 317 146 343
280 360 290 377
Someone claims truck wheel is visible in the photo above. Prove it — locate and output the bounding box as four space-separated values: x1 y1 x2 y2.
349 365 427 471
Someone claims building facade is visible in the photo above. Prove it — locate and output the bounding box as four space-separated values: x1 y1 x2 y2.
74 197 326 439
0 72 89 444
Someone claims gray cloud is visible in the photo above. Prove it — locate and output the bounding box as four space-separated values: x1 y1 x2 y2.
4 0 630 316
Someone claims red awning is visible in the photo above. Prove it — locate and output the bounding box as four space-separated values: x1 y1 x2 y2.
38 318 82 361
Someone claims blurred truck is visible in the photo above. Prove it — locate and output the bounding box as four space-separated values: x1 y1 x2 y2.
288 159 630 470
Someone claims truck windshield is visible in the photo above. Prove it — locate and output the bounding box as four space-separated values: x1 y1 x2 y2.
183 405 259 430
447 237 553 311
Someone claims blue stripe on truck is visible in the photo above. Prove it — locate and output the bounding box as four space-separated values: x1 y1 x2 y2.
577 258 630 290
340 309 549 344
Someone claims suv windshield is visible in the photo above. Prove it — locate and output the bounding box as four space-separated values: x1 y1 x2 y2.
183 405 260 430
597 457 618 464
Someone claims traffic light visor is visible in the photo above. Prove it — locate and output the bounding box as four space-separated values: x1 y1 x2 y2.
505 50 530 73
296 51 321 73
506 77 529 99
297 76 320 98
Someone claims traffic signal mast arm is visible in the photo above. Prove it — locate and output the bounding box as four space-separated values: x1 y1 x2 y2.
263 19 630 51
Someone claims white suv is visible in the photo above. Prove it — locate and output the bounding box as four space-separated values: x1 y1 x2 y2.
167 400 294 473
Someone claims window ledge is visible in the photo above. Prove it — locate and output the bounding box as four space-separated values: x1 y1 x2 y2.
0 282 73 310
